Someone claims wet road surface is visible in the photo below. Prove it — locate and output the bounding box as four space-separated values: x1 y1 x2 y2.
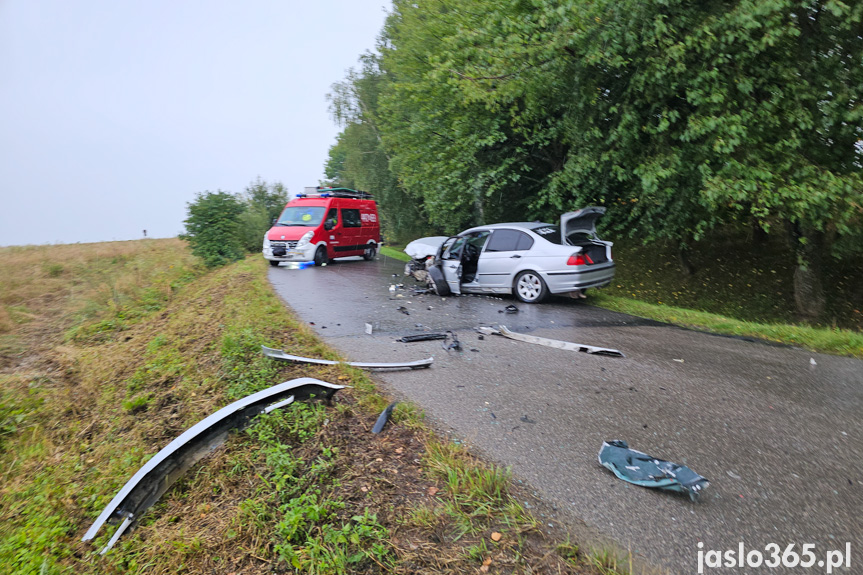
268 255 862 574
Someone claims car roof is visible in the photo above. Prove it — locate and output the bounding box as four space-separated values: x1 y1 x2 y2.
461 222 553 234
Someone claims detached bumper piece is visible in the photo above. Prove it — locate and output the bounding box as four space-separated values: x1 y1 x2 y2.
262 345 433 370
477 325 624 357
82 378 345 554
598 440 709 501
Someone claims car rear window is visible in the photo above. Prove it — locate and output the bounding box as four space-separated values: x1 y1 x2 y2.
531 225 561 244
486 229 534 252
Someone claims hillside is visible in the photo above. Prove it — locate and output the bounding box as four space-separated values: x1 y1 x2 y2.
0 240 623 575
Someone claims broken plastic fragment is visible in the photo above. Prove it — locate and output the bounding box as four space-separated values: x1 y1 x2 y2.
262 346 432 370
442 331 461 351
398 333 448 343
477 325 624 357
372 401 398 433
83 378 346 553
598 440 709 501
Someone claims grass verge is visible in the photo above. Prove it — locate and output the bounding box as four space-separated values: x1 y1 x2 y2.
590 294 863 358
1 240 628 574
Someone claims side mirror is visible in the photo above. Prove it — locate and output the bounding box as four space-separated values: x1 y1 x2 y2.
324 221 334 231
272 217 277 225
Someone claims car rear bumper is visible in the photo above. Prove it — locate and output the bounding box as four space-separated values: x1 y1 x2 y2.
543 262 615 293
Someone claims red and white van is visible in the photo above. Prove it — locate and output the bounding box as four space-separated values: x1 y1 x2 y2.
262 188 380 266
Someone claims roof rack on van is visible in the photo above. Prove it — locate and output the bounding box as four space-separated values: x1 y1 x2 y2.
296 187 374 200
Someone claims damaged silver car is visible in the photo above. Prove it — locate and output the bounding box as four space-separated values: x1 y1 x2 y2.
404 208 614 303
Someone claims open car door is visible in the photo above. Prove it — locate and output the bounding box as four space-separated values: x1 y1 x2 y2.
431 236 464 295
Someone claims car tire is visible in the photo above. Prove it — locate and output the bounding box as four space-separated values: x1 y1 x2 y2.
363 244 377 261
314 246 328 266
514 270 548 303
269 260 280 267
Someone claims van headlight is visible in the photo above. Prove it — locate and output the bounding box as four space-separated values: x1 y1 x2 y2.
295 231 314 249
263 234 271 249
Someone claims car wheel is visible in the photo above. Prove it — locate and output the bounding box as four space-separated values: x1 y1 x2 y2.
514 271 548 303
363 244 377 261
314 246 328 266
269 260 280 267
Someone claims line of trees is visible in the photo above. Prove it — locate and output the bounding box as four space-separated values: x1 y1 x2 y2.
181 178 288 267
325 0 862 320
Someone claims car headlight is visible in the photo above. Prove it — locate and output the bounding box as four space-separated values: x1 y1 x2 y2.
295 231 314 249
263 234 271 249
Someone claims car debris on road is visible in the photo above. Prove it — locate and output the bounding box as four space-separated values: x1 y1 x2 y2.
598 440 709 501
398 333 449 343
477 325 624 357
262 345 433 370
441 331 462 352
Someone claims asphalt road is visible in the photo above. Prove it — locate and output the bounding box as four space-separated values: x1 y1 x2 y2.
268 254 862 574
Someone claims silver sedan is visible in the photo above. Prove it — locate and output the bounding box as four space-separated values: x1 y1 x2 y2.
404 208 615 303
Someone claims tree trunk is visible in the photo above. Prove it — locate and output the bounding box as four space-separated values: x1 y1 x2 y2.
675 238 695 276
791 224 826 321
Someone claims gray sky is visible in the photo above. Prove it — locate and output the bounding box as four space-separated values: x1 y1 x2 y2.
0 1 389 246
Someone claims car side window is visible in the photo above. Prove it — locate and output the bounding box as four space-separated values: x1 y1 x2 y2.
341 208 362 228
442 236 466 260
485 229 533 252
325 208 338 229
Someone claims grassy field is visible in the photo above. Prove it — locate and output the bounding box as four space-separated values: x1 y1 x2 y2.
0 240 634 575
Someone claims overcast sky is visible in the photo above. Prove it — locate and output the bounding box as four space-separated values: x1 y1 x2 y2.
0 1 389 246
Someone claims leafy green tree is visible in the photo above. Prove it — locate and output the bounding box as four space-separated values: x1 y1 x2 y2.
238 178 289 252
181 191 246 267
327 53 435 243
369 0 862 318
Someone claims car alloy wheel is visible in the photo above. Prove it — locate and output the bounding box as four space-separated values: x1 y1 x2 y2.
515 271 548 303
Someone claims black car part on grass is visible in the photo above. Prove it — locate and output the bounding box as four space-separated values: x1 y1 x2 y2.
477 325 624 357
598 440 709 501
82 378 346 554
261 345 433 370
372 401 398 433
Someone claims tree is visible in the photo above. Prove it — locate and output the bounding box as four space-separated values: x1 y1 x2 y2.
237 178 289 253
181 191 246 267
327 53 435 242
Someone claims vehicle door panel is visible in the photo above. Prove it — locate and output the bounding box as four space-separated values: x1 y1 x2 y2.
437 236 464 295
476 229 534 289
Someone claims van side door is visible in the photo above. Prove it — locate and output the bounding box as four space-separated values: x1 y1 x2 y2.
339 207 363 255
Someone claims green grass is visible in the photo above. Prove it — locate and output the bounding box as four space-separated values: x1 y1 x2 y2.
591 293 863 358
379 245 410 262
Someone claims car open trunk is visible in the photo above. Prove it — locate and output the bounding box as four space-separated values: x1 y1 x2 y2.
560 207 610 263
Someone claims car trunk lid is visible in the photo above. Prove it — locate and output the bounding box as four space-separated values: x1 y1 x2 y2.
560 207 606 243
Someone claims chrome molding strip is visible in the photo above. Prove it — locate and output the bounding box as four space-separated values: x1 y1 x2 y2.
478 325 624 357
261 345 433 370
83 377 345 552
